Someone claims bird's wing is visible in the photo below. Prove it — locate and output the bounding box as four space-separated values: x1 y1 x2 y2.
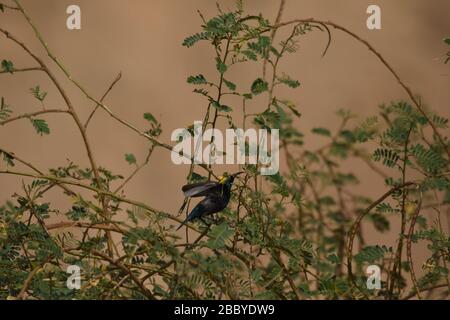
182 181 220 197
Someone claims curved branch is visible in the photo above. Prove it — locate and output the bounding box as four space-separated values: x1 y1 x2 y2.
406 190 423 299
271 18 450 160
346 182 416 291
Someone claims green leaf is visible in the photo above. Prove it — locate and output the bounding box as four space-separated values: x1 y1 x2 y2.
242 50 257 61
0 97 12 121
355 245 391 264
30 85 47 102
125 153 137 165
312 127 331 137
277 73 300 88
431 114 448 128
182 32 210 47
187 74 207 85
189 172 207 183
30 118 50 135
376 202 398 214
266 172 289 197
206 222 234 249
250 78 268 95
444 38 450 46
1 60 14 73
143 112 157 124
369 213 390 232
247 36 271 58
211 101 232 112
1 151 14 166
223 78 236 91
373 148 400 168
327 254 340 264
353 116 378 142
215 57 227 74
411 144 446 173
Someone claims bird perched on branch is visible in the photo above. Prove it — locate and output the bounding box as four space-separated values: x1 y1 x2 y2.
176 172 243 230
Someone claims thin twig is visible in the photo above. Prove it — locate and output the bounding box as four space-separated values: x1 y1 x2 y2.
389 125 413 298
262 0 286 79
0 108 68 125
0 66 43 74
47 221 125 234
0 2 19 10
0 147 76 196
113 146 154 194
402 283 449 300
84 72 122 130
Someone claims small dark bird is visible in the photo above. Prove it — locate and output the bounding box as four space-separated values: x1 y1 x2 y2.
176 172 243 230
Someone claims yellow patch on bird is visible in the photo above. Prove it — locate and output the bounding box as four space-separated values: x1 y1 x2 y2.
405 201 417 218
218 176 227 184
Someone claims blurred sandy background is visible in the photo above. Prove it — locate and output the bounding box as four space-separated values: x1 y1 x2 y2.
1 0 449 288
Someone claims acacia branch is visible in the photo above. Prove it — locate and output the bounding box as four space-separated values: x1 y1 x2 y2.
85 249 155 299
0 26 103 195
16 256 52 300
113 146 154 194
0 169 191 228
0 147 76 196
0 108 68 125
389 125 413 298
6 1 217 179
346 181 416 292
0 66 43 74
270 18 450 160
2 7 117 256
402 283 449 300
406 190 423 300
262 0 286 79
0 2 19 10
47 221 125 234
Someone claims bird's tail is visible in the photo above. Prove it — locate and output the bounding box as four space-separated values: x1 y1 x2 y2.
176 206 201 231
